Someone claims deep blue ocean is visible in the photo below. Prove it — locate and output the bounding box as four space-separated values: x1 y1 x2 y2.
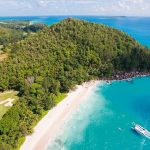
1 16 150 150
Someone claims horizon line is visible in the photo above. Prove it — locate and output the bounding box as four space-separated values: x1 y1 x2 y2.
0 15 150 17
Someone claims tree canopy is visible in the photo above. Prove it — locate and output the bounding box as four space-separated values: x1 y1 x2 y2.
0 21 47 48
0 18 150 149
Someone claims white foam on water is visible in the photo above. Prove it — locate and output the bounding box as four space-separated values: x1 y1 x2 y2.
47 83 109 150
140 139 146 150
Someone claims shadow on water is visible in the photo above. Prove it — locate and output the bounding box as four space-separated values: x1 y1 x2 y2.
131 128 143 139
131 128 150 147
131 96 150 122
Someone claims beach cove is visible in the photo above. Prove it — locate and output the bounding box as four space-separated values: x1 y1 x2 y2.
20 76 150 150
47 76 150 150
20 81 102 150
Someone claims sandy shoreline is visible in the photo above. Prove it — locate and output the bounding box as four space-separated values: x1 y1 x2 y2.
20 80 101 150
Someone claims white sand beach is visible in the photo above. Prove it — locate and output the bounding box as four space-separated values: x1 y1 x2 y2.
20 80 101 150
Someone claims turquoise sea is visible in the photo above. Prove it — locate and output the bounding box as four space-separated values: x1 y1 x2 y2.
47 77 150 150
0 16 150 47
1 16 150 149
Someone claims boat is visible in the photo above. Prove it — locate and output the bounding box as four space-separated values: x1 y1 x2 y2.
132 123 150 139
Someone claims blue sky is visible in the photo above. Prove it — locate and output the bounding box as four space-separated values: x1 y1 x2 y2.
0 0 150 16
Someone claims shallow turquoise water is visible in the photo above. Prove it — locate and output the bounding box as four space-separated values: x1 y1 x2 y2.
47 77 150 150
1 16 150 149
0 16 150 47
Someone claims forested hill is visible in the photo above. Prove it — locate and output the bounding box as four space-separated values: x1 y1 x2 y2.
0 18 150 149
0 20 47 49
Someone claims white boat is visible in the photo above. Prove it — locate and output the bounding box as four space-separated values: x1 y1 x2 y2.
132 124 150 139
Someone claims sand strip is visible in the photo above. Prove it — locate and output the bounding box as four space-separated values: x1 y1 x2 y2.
20 80 101 150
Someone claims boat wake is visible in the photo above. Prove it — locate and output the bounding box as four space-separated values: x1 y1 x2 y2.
140 139 146 150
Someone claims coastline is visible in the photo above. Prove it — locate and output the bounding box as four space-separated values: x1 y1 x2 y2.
20 80 101 150
20 74 150 150
104 71 150 81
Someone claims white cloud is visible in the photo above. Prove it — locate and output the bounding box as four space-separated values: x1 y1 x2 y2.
37 0 48 7
118 1 130 10
0 0 150 16
118 0 150 13
132 0 143 3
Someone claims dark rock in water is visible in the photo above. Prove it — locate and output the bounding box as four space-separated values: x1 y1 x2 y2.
104 71 150 81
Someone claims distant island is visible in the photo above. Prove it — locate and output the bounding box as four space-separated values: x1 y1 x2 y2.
0 18 150 149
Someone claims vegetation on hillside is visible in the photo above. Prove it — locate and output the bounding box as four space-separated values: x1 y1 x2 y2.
0 28 26 46
0 21 30 29
0 20 47 48
0 20 47 63
0 18 150 149
0 20 47 31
